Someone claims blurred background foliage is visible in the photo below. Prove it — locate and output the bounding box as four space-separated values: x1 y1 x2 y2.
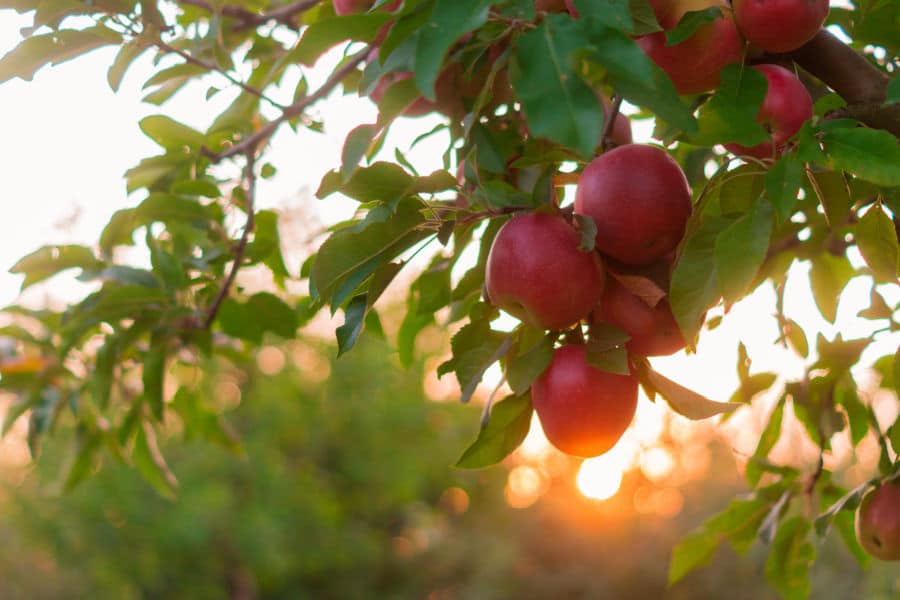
0 332 897 599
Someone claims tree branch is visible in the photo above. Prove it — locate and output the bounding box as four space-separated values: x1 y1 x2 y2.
787 29 900 136
205 45 371 162
203 150 258 328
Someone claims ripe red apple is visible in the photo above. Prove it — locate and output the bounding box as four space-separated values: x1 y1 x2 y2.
733 0 828 53
856 479 900 561
485 213 604 331
636 0 744 95
591 276 685 357
334 0 369 15
575 144 692 266
532 344 638 457
723 64 813 160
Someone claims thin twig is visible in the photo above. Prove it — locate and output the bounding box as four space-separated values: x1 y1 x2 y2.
600 94 623 152
154 39 284 110
203 150 258 328
205 45 371 162
805 452 825 495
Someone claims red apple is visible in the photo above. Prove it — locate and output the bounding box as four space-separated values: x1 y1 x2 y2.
636 0 744 95
733 0 828 53
591 276 685 357
532 344 638 457
485 213 604 331
575 144 692 266
856 479 900 561
333 0 373 16
723 64 813 160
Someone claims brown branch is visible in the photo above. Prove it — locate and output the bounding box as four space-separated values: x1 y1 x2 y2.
205 45 371 162
203 151 258 328
787 29 900 136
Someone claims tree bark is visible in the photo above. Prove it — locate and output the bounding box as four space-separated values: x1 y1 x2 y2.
787 30 900 136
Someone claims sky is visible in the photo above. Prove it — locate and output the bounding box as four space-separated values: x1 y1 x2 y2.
0 7 897 450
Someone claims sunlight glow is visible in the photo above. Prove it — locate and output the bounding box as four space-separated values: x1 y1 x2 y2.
576 456 624 501
505 465 548 509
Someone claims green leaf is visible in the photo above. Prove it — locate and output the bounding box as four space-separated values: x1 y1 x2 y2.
0 26 121 83
764 517 815 600
585 344 630 375
336 295 367 357
63 429 102 491
414 0 491 101
668 529 719 585
693 64 768 147
10 245 103 290
764 154 803 222
311 197 431 307
670 217 729 341
715 199 773 305
291 14 392 66
318 161 414 203
807 170 852 229
438 318 508 404
506 334 554 395
139 115 205 150
887 76 900 104
456 393 532 469
511 16 604 158
573 0 632 30
218 293 297 343
855 202 900 283
585 25 697 135
665 7 722 45
814 481 870 537
77 265 161 288
341 124 380 180
729 372 778 404
133 422 178 500
822 127 900 187
142 335 167 421
809 253 855 323
640 364 737 419
107 40 146 92
783 319 809 358
628 0 663 34
135 194 213 224
745 396 785 487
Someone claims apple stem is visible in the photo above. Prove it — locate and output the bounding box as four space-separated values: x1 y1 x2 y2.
599 95 624 152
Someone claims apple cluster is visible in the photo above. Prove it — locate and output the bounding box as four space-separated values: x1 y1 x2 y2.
482 143 693 458
333 0 828 461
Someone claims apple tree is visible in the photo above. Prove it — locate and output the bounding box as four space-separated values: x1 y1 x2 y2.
0 0 899 596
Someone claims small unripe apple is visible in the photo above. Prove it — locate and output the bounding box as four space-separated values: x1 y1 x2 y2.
575 144 692 266
532 344 638 457
636 0 744 95
592 276 686 357
733 0 828 53
856 480 900 561
723 64 813 160
485 213 604 331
